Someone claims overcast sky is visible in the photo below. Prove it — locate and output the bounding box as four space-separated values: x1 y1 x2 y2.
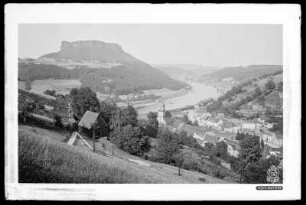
18 24 282 67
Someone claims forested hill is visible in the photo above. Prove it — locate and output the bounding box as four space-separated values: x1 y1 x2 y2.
19 40 186 94
202 65 282 82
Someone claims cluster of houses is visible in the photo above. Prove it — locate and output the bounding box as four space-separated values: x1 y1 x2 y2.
157 102 283 160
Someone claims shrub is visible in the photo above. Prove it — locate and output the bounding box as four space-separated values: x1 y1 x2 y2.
212 170 226 179
209 156 221 165
265 79 276 90
54 115 63 128
198 177 206 182
110 125 150 156
155 128 181 165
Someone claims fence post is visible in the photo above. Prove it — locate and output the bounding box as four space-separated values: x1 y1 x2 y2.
93 129 96 153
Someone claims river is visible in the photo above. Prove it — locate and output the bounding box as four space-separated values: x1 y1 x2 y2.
136 82 219 116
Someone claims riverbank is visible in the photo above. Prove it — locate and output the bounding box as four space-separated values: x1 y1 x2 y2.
136 82 219 116
116 86 190 108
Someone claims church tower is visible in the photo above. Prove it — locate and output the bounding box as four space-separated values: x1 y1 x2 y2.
157 102 166 126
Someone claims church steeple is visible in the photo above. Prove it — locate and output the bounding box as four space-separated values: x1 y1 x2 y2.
157 102 166 126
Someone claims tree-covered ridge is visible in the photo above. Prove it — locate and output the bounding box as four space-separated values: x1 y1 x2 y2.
202 65 283 82
18 61 186 95
205 70 283 134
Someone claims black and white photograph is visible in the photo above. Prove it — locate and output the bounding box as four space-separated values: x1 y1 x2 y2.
5 3 301 201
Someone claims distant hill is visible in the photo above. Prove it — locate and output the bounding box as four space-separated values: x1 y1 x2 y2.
19 41 186 94
202 65 283 82
154 64 222 81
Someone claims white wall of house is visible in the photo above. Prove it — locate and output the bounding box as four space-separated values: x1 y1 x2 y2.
193 133 204 140
227 145 239 157
242 123 257 130
188 109 196 123
224 126 241 133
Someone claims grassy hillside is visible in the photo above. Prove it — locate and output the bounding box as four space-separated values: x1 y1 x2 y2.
19 125 231 184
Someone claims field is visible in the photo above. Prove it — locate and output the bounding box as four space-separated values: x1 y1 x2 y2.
19 125 232 184
19 79 81 95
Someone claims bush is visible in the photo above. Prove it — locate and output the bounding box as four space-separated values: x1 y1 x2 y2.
265 79 276 90
110 125 150 156
209 156 221 165
212 170 226 179
198 177 206 182
54 115 63 128
182 159 201 171
155 128 181 165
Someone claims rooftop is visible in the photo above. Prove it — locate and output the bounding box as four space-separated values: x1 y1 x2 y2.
223 121 237 128
203 133 220 144
177 124 208 137
78 111 106 129
206 117 220 123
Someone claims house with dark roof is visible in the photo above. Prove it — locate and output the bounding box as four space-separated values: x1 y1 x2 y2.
78 111 107 138
202 132 221 145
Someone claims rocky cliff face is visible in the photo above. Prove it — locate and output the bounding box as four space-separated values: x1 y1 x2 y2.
40 40 140 63
60 40 123 51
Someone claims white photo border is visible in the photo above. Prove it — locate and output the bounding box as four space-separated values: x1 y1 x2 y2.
5 3 301 200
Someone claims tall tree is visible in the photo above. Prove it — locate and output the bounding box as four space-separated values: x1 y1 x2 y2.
147 112 159 129
239 134 262 163
243 155 281 183
265 79 276 90
155 128 181 165
110 105 139 130
277 81 283 92
110 125 150 156
254 86 262 97
69 87 101 119
145 112 159 138
25 80 32 91
214 141 228 160
165 111 172 119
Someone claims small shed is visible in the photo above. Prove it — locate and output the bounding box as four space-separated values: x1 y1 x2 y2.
78 111 107 138
67 132 93 151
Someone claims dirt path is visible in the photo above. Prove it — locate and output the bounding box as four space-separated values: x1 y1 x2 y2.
128 159 151 167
